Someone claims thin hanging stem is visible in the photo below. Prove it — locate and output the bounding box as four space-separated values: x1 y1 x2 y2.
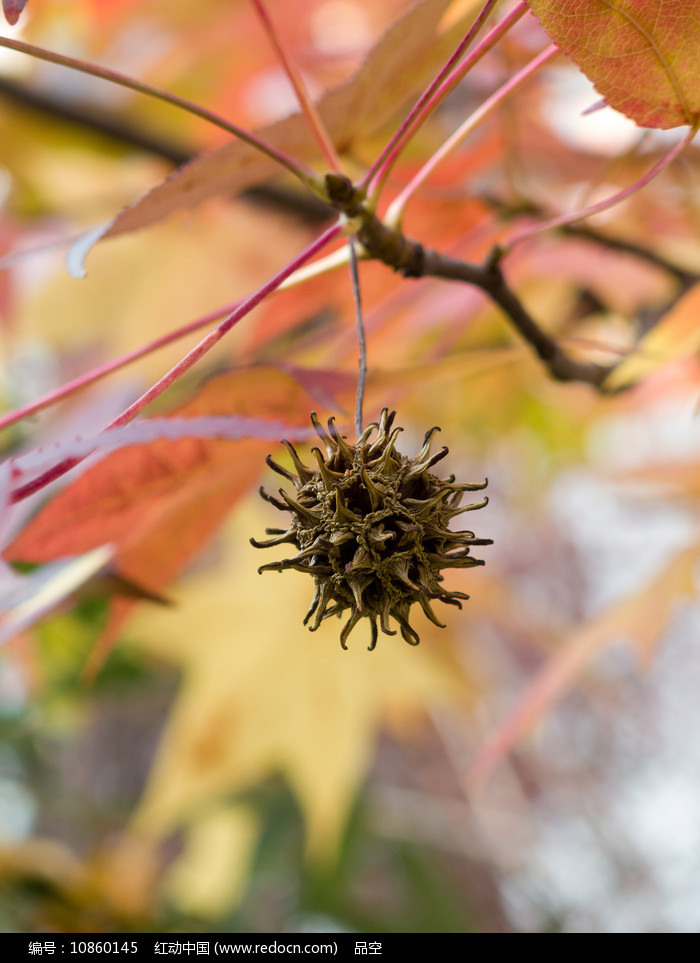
386 44 559 227
349 237 366 437
0 35 321 191
249 0 341 172
502 125 698 252
360 0 528 199
9 221 344 504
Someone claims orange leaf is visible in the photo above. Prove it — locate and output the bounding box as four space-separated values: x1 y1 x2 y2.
527 0 700 129
95 0 484 242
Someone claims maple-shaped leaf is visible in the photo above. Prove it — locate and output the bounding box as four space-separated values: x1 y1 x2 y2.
527 0 700 129
128 498 471 860
88 0 484 245
2 1 28 26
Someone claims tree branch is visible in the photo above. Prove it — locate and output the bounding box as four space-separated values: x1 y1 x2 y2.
0 76 335 223
424 250 611 386
0 75 192 163
0 79 658 392
324 175 613 389
484 193 699 288
560 223 698 290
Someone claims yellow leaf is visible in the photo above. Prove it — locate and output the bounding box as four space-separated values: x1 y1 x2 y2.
128 497 473 861
16 202 310 379
605 283 700 390
164 806 259 918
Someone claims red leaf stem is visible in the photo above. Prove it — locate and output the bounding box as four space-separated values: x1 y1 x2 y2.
8 220 344 504
360 0 527 196
250 0 341 171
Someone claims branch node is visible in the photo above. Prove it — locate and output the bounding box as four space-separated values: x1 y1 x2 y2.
400 242 425 278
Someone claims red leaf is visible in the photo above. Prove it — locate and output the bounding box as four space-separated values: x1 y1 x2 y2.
5 367 326 593
527 0 700 129
2 1 28 26
5 415 317 499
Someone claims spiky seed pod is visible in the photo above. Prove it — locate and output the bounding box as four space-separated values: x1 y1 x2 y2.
252 409 492 650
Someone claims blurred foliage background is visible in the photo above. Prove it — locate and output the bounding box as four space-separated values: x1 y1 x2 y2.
1 0 700 934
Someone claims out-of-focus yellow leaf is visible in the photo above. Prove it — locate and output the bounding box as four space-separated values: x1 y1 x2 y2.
605 283 700 390
468 542 700 788
164 805 259 918
129 497 474 860
17 202 311 377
